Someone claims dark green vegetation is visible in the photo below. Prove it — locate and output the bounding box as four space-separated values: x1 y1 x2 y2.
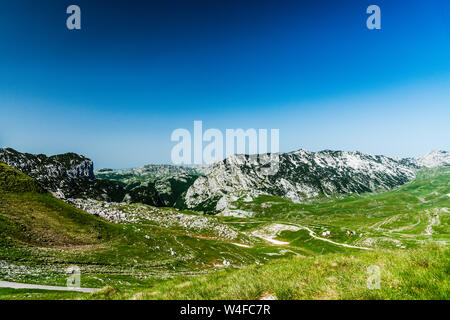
95 165 202 207
0 162 448 300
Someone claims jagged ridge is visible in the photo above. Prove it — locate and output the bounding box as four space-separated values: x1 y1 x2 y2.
0 148 163 206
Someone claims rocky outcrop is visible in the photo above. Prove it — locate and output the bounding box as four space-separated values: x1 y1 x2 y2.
0 148 94 198
0 148 93 182
66 198 242 241
0 148 163 206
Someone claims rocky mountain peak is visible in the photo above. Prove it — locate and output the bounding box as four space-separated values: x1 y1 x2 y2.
0 147 94 180
417 150 449 168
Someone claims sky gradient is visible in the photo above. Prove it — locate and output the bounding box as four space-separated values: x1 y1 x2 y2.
0 0 449 168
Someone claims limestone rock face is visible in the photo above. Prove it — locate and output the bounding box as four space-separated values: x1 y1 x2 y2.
416 150 450 168
184 150 422 213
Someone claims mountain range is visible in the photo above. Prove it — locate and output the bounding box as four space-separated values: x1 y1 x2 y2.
184 150 449 213
1 147 448 214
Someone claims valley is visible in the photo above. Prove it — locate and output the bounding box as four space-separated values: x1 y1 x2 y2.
0 148 448 300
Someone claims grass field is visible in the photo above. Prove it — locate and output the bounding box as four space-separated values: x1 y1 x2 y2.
0 163 448 299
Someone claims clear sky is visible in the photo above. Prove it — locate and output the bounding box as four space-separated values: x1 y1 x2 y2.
0 0 449 169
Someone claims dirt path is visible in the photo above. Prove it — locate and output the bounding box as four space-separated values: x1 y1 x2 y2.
231 242 253 248
250 222 372 250
257 236 290 245
250 223 298 246
0 281 100 293
293 224 373 250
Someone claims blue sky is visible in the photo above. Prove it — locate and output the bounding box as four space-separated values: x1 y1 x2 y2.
0 0 449 168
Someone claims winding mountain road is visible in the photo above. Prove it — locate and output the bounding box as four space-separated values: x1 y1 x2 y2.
250 222 373 250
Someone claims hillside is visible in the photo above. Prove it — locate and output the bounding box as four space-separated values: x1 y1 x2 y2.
0 162 120 247
0 162 284 291
0 163 45 194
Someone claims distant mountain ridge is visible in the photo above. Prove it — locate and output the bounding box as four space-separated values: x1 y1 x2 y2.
183 150 449 213
96 164 205 181
416 150 450 168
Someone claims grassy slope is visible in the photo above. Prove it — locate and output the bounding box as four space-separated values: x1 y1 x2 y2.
0 163 45 193
0 163 273 290
124 245 448 300
2 245 447 300
112 168 449 300
0 163 121 247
